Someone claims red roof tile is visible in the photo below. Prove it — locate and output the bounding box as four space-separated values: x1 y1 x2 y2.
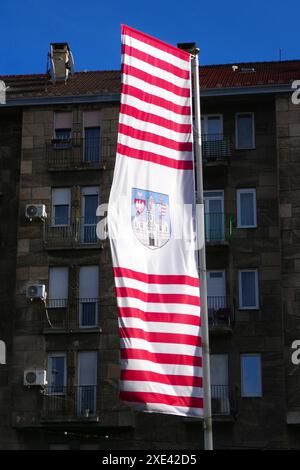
1 60 300 99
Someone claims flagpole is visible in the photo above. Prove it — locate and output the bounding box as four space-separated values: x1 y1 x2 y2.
191 49 213 451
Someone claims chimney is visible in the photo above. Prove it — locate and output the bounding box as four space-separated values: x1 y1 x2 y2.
49 43 74 83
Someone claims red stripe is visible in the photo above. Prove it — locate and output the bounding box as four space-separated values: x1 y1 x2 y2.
118 307 201 327
117 143 193 170
122 25 190 63
113 267 199 287
121 348 202 367
122 55 190 92
122 84 191 116
120 391 203 409
120 104 192 134
116 287 200 306
119 327 201 347
121 370 202 387
119 123 192 153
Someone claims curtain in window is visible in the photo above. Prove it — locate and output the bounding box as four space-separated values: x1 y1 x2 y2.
241 271 256 307
240 192 254 226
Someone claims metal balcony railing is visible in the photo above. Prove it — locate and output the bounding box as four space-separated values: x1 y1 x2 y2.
41 386 97 421
46 136 111 170
204 213 234 243
211 385 232 416
43 217 102 249
44 298 100 330
202 134 232 162
208 296 232 329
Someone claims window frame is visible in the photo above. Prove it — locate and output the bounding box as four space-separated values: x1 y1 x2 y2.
241 353 262 398
237 188 257 228
238 269 259 310
51 188 71 227
201 114 223 137
235 112 255 150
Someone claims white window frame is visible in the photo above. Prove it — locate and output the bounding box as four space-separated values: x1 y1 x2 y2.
47 352 67 395
241 353 262 397
237 188 257 228
238 269 259 310
235 112 255 149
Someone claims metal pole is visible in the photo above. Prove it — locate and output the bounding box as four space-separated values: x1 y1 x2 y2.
191 50 213 450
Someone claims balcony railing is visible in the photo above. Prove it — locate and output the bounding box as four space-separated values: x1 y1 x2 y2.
41 386 97 421
44 298 100 330
204 213 234 243
202 134 232 162
211 385 233 416
46 137 109 170
208 296 232 330
43 217 102 249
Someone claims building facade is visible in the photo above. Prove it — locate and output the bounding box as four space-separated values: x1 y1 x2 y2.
1 54 300 449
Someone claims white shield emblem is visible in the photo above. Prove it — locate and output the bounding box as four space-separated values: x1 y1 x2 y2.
131 188 171 249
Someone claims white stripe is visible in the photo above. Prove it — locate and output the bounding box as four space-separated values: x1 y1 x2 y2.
117 296 201 316
122 72 191 108
125 401 203 417
114 276 199 296
119 112 191 144
123 53 189 89
118 133 193 162
123 33 190 72
121 93 192 126
120 380 203 398
121 358 202 377
118 317 200 336
120 337 202 357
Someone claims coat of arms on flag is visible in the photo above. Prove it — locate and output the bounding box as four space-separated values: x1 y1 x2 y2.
131 188 170 249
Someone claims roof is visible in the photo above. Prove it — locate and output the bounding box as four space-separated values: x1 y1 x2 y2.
1 60 300 101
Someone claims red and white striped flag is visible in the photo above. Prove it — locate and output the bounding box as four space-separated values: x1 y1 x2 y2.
108 25 203 417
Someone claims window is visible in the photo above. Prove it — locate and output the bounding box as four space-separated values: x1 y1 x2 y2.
79 266 99 327
237 189 257 228
48 267 69 308
48 353 66 394
201 114 223 139
235 112 255 149
241 354 262 397
238 269 259 309
52 188 71 226
54 112 72 148
77 351 97 416
204 190 225 242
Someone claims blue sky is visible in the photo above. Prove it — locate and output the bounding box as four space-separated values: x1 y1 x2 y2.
0 0 299 75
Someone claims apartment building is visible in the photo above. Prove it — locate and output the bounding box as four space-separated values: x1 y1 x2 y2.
1 46 300 449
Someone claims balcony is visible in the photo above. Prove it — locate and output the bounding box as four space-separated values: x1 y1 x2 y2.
46 136 108 171
211 385 235 418
204 213 234 245
208 296 233 334
41 386 98 422
202 134 232 164
43 217 102 250
44 298 100 332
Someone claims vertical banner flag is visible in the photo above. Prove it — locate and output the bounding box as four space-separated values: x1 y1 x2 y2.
108 25 203 417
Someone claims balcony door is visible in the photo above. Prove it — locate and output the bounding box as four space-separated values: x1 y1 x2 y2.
77 351 97 417
207 270 226 322
79 266 99 328
81 187 99 243
84 127 101 165
201 115 223 141
210 354 230 415
204 190 225 242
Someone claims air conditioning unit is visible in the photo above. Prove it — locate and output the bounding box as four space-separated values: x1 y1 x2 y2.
24 369 47 386
25 204 47 220
26 284 47 301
